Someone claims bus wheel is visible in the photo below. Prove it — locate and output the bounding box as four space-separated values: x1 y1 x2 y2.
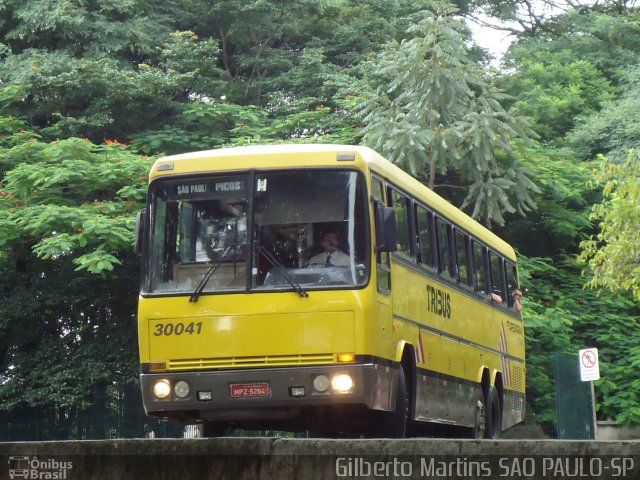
470 392 487 439
373 367 408 438
202 422 227 437
484 386 502 439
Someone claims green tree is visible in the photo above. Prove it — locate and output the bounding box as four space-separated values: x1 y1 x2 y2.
0 131 152 434
0 32 227 145
362 2 539 225
579 151 640 300
494 141 640 428
0 0 178 59
496 5 640 152
519 254 640 431
179 0 429 105
0 0 430 154
499 54 616 144
0 137 151 272
497 144 593 257
503 7 640 84
568 66 640 161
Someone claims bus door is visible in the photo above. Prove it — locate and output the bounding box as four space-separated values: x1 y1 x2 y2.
372 177 393 355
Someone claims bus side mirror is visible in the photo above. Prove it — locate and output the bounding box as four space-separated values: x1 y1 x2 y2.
375 203 397 253
134 209 146 256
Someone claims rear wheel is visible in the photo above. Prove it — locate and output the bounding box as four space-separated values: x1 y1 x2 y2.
484 386 502 439
469 392 487 439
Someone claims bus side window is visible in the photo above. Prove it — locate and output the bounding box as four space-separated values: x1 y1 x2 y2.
416 204 434 267
372 176 385 203
436 217 452 277
391 189 412 257
372 176 391 293
472 241 486 294
506 261 519 308
455 229 470 286
490 252 506 304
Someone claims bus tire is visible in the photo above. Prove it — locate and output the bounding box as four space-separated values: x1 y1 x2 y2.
485 386 502 439
374 367 408 438
202 422 227 437
470 391 487 439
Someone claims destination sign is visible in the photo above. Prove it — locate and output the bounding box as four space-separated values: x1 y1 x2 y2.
159 177 246 201
177 183 207 195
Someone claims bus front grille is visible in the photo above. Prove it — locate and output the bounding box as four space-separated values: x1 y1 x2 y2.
168 353 336 370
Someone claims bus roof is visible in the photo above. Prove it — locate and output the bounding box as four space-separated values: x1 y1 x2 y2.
150 144 515 260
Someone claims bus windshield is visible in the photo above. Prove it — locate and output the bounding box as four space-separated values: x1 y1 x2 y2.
144 170 369 295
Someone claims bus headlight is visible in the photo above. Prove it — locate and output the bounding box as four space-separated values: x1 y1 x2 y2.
331 373 353 393
313 375 330 393
153 379 171 399
174 380 190 398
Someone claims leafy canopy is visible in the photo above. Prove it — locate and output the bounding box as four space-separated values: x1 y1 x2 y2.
362 1 539 225
499 54 616 144
520 254 640 428
0 136 152 273
569 66 640 161
579 151 640 301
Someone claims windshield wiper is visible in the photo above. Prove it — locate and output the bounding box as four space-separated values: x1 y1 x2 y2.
189 245 233 303
259 247 308 298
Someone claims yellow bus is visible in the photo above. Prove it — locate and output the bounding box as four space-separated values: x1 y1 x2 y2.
136 144 525 438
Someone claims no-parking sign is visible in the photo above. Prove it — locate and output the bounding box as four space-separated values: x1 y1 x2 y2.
579 348 600 381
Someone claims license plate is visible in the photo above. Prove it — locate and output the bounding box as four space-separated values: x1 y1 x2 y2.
230 382 271 398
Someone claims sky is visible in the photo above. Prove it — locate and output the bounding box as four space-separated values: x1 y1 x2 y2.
467 15 521 65
470 23 516 60
468 1 570 62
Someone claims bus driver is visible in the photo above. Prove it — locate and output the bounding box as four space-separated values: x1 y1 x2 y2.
308 231 350 267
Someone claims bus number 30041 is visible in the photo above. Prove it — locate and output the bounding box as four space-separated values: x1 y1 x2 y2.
153 322 203 336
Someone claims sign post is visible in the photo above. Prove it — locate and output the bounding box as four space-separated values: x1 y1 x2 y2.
579 348 600 381
578 348 600 440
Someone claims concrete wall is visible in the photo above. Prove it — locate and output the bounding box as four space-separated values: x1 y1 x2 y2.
598 421 640 440
1 438 640 480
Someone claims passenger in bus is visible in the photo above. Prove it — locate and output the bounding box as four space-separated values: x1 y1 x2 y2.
308 231 350 267
491 290 503 304
512 288 523 312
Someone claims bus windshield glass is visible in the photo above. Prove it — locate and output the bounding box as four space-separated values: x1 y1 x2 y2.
144 170 369 295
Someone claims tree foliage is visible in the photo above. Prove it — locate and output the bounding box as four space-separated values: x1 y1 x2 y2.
503 7 640 82
0 32 227 144
362 1 539 225
179 0 429 104
496 2 640 428
519 254 640 429
0 127 149 428
568 66 640 161
0 0 177 58
498 144 593 257
579 152 640 300
0 137 151 272
500 54 616 144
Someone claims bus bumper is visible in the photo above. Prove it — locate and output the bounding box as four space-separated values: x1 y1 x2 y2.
140 361 397 422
